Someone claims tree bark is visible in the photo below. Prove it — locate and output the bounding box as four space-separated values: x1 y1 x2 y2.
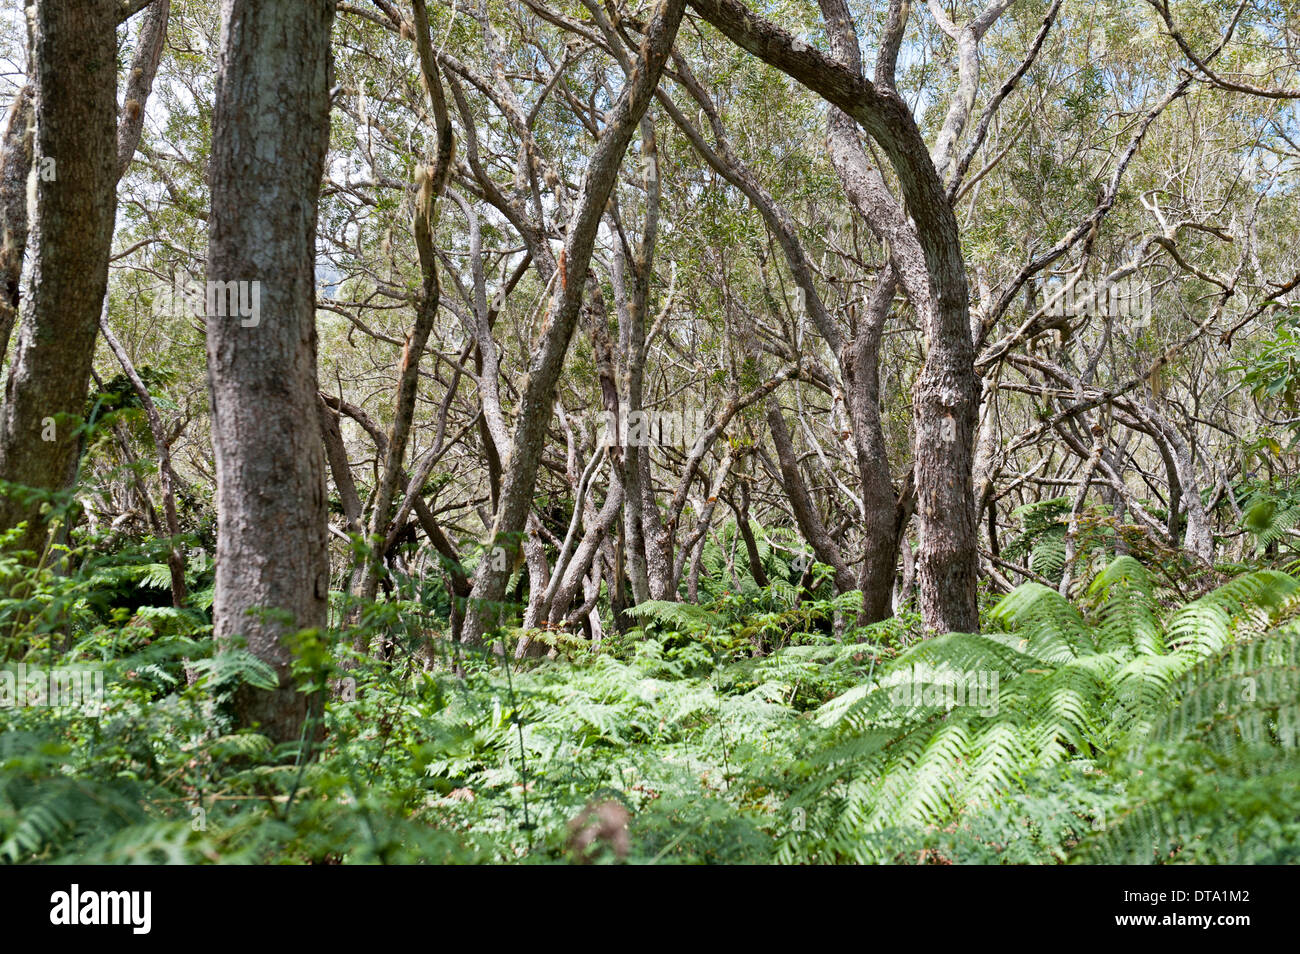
0 85 34 372
116 0 170 178
206 0 335 743
0 0 119 558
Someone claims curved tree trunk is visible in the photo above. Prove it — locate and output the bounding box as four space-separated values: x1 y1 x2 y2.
689 0 981 632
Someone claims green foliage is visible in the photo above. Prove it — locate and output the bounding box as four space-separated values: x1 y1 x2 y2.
767 557 1300 863
1003 496 1071 583
3 543 1297 864
1080 613 1300 863
1233 308 1300 445
1239 483 1300 558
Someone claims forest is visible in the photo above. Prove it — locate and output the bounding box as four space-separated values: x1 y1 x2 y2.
0 0 1297 867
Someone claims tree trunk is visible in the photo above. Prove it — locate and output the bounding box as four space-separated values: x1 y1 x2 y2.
849 270 903 621
357 0 452 611
689 0 980 632
0 85 34 372
460 0 686 646
0 0 119 558
766 403 857 595
116 1 170 178
206 0 335 743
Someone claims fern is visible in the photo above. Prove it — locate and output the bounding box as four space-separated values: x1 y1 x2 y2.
774 557 1299 863
1079 607 1300 863
1242 491 1300 555
1003 497 1071 583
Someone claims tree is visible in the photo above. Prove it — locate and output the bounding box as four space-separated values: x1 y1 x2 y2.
458 0 688 646
205 0 336 742
0 84 33 372
0 0 119 557
688 0 982 631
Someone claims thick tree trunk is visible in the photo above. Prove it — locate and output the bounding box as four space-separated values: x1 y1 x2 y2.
206 0 335 743
817 0 978 631
911 269 980 634
849 271 903 621
0 0 118 558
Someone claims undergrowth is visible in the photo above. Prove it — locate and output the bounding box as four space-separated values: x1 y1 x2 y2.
2 525 1297 864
